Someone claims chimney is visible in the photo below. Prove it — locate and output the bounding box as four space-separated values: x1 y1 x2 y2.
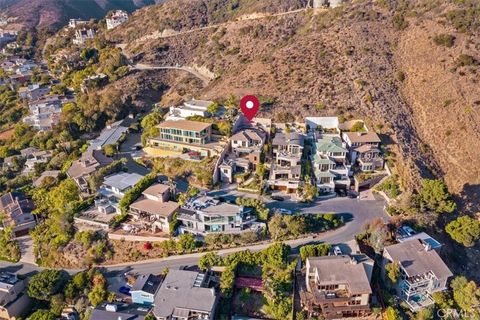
357 132 362 136
350 257 358 265
424 242 432 252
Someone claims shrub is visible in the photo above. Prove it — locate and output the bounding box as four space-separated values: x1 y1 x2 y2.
299 243 331 262
392 13 408 30
446 216 480 247
433 34 455 47
385 262 400 284
456 54 477 67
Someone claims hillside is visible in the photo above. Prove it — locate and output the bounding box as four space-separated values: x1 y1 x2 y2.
108 0 480 212
0 0 166 29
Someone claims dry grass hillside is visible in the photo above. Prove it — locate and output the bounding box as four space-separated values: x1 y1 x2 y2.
107 0 480 210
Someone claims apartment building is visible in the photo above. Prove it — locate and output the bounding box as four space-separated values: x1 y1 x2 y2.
342 132 383 172
67 150 113 194
106 10 128 30
302 255 373 319
0 272 31 320
147 120 223 158
312 134 350 194
383 239 453 312
268 131 305 193
153 269 218 320
0 192 36 237
177 196 258 236
129 184 179 234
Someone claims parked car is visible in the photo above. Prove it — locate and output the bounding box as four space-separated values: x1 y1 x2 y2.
347 191 357 199
337 189 346 197
271 195 285 201
119 286 131 296
276 208 293 215
333 246 342 256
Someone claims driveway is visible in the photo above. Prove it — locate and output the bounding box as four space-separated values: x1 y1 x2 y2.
17 236 35 265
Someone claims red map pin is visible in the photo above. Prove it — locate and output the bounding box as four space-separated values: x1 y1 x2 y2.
240 95 260 121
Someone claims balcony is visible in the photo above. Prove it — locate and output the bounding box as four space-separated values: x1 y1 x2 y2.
405 293 435 312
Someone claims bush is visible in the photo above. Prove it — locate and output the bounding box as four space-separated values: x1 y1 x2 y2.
299 243 331 262
417 179 456 214
433 34 455 47
385 262 400 284
456 54 477 67
392 13 408 30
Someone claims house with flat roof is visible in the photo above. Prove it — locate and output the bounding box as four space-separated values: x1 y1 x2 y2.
95 172 144 215
129 183 179 234
147 120 224 158
73 28 94 45
177 196 259 236
0 192 36 237
300 254 373 319
131 274 163 305
67 149 114 194
0 272 32 320
165 99 214 121
88 117 132 151
268 131 305 193
312 134 350 195
90 302 149 320
153 269 218 320
23 95 66 131
342 131 383 172
106 10 128 30
382 239 453 312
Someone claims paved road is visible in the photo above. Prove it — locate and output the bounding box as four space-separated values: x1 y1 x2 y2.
0 195 387 277
131 64 212 85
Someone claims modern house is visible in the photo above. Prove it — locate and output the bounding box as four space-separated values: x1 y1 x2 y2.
0 192 36 237
129 184 179 234
90 302 149 320
342 132 383 171
165 99 214 120
23 150 53 174
153 269 218 320
18 84 50 101
147 120 223 158
177 196 259 236
106 10 128 30
23 95 66 131
68 19 88 28
95 172 144 215
219 128 266 183
67 149 113 194
312 134 350 194
301 255 374 319
88 117 132 151
73 28 95 45
382 239 453 312
130 274 163 305
0 272 32 320
268 131 305 193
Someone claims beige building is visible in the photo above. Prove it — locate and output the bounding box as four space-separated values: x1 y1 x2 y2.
129 184 179 234
301 255 373 319
0 273 31 320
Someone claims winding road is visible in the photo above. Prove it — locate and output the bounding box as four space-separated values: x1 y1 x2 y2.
0 196 388 277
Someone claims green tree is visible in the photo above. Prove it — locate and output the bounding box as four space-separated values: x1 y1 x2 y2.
199 252 224 270
418 179 456 214
102 144 117 157
385 262 401 284
385 306 402 320
451 276 480 314
299 243 331 262
27 269 68 301
207 102 220 115
446 216 480 247
29 310 57 320
176 234 197 252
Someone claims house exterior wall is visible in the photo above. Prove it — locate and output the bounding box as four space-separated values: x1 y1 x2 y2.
131 291 154 305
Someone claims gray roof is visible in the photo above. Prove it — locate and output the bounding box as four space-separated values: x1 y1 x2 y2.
67 150 113 179
103 172 144 191
384 239 453 279
89 119 130 151
90 302 148 320
182 196 248 217
131 274 163 295
272 132 305 147
153 269 217 318
307 255 373 295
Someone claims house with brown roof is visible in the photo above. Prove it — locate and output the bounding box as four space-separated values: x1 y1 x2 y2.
129 184 179 234
382 239 453 312
342 131 383 171
0 192 36 237
146 120 224 159
67 150 113 194
301 254 374 319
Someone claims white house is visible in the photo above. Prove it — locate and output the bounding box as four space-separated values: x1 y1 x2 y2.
165 99 214 120
95 172 144 214
106 10 128 30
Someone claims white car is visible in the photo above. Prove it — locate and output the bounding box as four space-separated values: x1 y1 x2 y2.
276 208 293 215
333 246 342 256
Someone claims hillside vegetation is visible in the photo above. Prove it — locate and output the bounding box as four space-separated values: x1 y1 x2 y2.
112 0 480 212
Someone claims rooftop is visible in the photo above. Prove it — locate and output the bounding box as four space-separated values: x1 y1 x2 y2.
344 131 381 144
130 199 179 218
142 183 170 197
102 172 144 191
131 274 163 295
384 239 453 279
67 150 113 179
307 255 373 295
182 196 248 216
158 120 212 132
230 128 266 143
90 302 149 320
272 132 305 147
153 269 217 318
